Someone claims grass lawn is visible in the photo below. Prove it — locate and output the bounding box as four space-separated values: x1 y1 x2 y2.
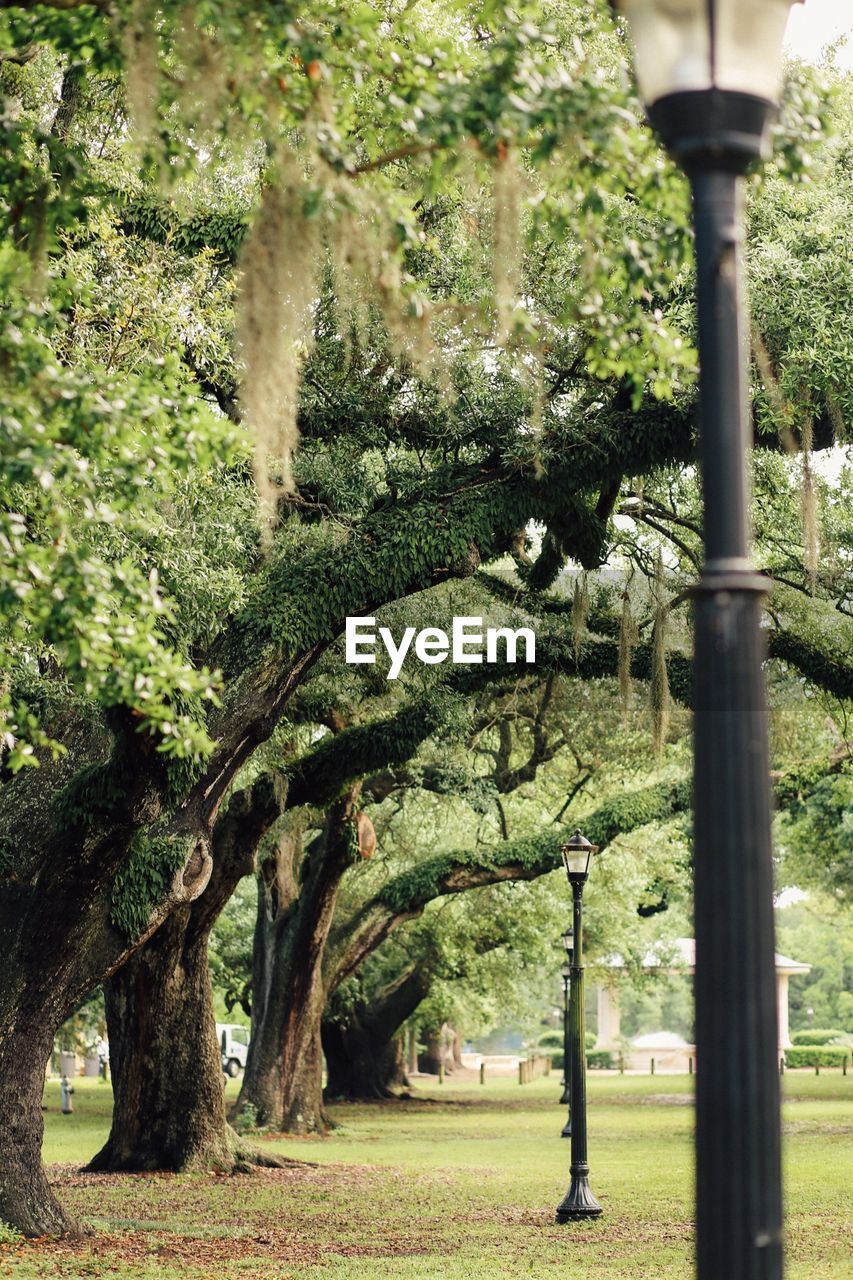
0 1072 849 1279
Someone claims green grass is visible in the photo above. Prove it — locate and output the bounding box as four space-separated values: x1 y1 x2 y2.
1 1073 849 1279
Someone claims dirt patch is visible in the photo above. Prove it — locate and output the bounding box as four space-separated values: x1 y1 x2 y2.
19 1226 432 1268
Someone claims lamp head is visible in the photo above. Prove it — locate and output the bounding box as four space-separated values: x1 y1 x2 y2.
561 830 598 884
562 928 575 958
610 0 802 170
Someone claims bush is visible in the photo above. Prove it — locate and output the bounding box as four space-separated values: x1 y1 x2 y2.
790 1028 845 1046
537 1031 564 1051
232 1102 260 1134
550 1052 565 1071
784 1046 849 1069
587 1050 614 1070
585 1031 596 1052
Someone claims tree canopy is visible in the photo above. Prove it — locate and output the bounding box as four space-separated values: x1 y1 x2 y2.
0 0 851 1241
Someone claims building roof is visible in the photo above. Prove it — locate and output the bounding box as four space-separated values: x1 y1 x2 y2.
602 938 811 975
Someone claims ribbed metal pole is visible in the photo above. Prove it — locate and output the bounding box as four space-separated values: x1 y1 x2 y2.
690 168 783 1280
555 883 601 1221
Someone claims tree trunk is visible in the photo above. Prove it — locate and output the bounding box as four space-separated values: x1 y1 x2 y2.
419 1032 443 1076
88 906 240 1172
0 1015 71 1237
87 780 281 1174
235 897 331 1134
323 1022 407 1100
235 793 364 1133
420 1023 456 1075
322 964 430 1100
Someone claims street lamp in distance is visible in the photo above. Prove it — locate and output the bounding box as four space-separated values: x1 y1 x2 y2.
555 831 601 1223
608 4 803 1279
560 927 574 1133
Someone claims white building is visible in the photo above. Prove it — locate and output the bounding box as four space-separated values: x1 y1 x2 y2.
596 937 810 1066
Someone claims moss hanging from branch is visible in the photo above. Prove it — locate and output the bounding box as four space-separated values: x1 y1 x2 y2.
619 583 638 721
571 571 589 659
649 554 670 763
492 143 522 345
800 417 818 592
122 0 159 153
236 152 319 528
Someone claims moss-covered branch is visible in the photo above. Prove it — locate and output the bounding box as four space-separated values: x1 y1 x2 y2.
331 777 692 986
284 698 455 811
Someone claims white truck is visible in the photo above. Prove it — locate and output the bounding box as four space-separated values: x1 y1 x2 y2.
216 1023 250 1077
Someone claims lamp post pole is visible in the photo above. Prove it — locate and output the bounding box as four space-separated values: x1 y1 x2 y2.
688 160 783 1280
555 832 601 1222
560 967 570 1105
560 962 572 1136
610 5 803 1275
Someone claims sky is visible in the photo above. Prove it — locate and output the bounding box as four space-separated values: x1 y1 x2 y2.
784 0 853 68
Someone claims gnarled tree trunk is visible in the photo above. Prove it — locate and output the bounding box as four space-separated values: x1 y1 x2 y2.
322 965 430 1100
234 792 367 1134
88 780 280 1174
323 1023 408 1101
0 724 217 1235
0 1011 69 1237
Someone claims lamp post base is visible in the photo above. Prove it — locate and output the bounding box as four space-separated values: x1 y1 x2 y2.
555 1176 602 1222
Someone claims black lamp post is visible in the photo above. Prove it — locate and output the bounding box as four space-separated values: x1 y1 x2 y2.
560 929 573 1134
609 4 801 1278
559 964 571 1105
555 831 601 1223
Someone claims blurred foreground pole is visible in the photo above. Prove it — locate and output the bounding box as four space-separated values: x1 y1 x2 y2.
609 4 803 1276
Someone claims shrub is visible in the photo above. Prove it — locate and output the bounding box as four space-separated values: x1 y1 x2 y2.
585 1031 596 1052
232 1102 260 1134
550 1052 565 1071
537 1031 564 1051
784 1046 849 1069
790 1028 845 1046
587 1050 614 1070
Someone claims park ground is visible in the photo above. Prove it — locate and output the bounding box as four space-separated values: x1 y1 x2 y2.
0 1073 850 1280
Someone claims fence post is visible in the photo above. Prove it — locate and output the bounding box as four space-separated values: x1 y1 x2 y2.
619 1051 625 1075
843 1057 847 1077
479 1061 485 1085
650 1057 655 1076
439 1061 445 1085
688 1056 694 1076
779 1056 785 1075
815 1063 820 1077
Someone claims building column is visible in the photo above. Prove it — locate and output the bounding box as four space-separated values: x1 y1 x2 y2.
776 973 791 1049
596 983 621 1049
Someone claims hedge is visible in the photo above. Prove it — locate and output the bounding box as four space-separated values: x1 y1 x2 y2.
790 1029 846 1046
587 1050 615 1070
784 1046 849 1069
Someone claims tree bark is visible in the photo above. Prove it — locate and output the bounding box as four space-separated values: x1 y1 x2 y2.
87 780 281 1174
0 1014 70 1237
420 1031 445 1076
234 792 364 1133
323 1027 408 1100
88 905 240 1172
322 965 429 1101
